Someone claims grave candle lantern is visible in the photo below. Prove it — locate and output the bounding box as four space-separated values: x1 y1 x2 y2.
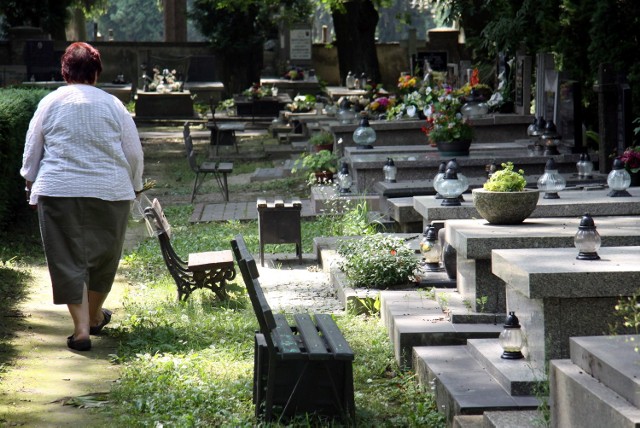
383 157 397 182
537 158 566 199
434 168 467 206
541 120 561 156
499 312 524 359
607 158 632 197
337 161 352 194
433 161 447 199
420 225 443 272
352 115 376 149
575 213 601 260
576 153 594 179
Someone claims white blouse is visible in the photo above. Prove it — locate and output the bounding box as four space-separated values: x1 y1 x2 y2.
21 84 144 204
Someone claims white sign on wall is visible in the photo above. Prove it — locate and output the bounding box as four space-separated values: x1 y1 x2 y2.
289 29 311 60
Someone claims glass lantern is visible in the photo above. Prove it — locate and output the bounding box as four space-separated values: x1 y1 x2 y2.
434 168 467 206
537 158 566 199
576 153 594 179
575 213 601 260
461 88 489 118
541 120 561 156
383 158 397 182
337 161 352 194
499 312 524 360
607 158 632 197
433 161 447 199
420 225 443 272
352 116 376 149
446 158 469 201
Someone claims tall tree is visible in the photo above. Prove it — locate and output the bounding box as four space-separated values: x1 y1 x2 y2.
190 0 311 95
0 0 106 40
319 0 390 85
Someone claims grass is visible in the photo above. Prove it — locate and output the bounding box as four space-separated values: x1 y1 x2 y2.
0 132 447 426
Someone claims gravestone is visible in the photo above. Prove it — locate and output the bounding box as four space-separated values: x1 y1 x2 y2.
594 63 634 173
535 53 557 123
514 54 531 115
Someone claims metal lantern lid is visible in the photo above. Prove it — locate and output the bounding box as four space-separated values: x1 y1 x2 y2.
541 120 561 140
438 161 446 174
503 311 521 329
385 157 395 167
339 161 349 175
446 158 459 172
444 168 458 180
544 158 558 171
423 225 438 241
612 158 625 170
578 213 596 230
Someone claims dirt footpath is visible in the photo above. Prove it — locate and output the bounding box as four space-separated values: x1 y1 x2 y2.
0 266 128 427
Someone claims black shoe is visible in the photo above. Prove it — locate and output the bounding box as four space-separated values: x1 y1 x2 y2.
67 335 92 351
89 309 112 335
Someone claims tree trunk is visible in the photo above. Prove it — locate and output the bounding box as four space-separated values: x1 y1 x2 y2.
219 43 264 96
332 0 380 86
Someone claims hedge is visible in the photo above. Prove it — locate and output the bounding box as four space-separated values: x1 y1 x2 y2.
0 88 49 230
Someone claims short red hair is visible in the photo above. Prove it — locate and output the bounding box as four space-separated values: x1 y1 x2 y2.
61 42 102 84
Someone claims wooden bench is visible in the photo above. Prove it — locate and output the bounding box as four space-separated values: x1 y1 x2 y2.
230 234 355 423
144 198 236 301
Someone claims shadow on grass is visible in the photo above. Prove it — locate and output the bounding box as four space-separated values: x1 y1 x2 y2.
0 211 42 376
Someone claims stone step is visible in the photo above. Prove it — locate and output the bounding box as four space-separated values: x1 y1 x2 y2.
413 345 540 424
569 335 640 408
465 339 544 396
452 415 483 428
380 288 503 369
482 410 542 427
550 358 640 427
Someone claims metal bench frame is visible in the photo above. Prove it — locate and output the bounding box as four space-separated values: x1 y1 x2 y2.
231 235 355 423
144 200 236 301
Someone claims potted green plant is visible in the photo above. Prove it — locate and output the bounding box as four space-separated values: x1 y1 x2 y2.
309 131 334 152
292 149 338 183
421 93 474 156
471 162 540 224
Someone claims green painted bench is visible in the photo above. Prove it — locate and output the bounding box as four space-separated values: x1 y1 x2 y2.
231 234 355 423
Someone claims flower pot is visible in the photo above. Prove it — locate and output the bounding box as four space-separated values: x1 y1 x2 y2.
436 140 472 156
472 188 540 225
314 143 333 153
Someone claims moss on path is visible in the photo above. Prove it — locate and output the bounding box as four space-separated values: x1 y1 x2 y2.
0 265 129 427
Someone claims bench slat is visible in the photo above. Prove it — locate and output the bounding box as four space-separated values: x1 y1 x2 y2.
294 314 330 360
188 249 234 271
314 314 354 360
273 314 303 359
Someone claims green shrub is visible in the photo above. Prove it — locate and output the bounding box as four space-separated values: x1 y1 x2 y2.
483 161 527 192
0 88 49 230
337 234 420 288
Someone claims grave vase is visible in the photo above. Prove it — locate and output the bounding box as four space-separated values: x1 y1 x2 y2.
435 139 472 157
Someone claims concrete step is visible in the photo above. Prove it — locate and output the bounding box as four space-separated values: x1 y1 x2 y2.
569 335 640 407
465 339 544 396
550 358 640 427
452 415 483 428
413 345 540 425
380 288 503 369
482 410 542 427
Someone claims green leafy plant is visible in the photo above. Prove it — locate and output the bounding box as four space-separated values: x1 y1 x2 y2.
292 149 338 173
614 291 640 352
483 162 527 192
285 94 317 112
476 295 489 313
337 234 420 289
308 131 334 146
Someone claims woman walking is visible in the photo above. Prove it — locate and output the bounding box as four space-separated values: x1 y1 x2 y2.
20 42 144 351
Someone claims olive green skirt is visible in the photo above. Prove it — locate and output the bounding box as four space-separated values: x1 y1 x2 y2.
37 197 130 304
